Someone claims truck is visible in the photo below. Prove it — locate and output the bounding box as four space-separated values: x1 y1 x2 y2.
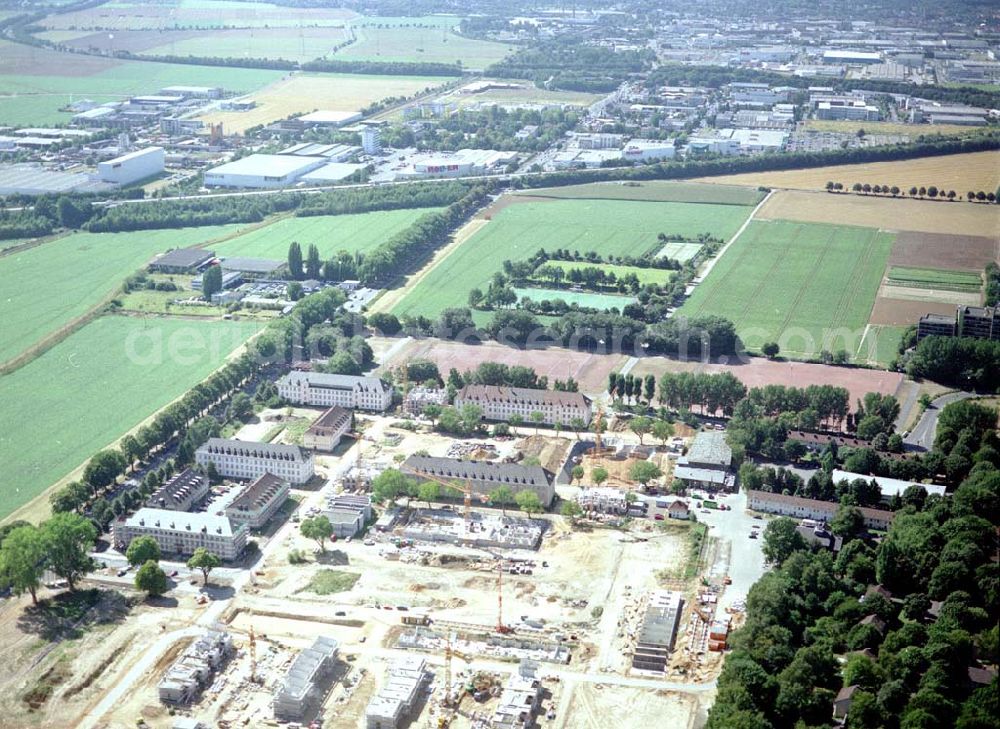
702 500 718 510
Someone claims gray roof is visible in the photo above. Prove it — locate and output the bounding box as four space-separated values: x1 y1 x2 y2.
309 406 353 431
673 465 730 485
228 473 288 512
281 370 389 393
403 455 551 488
458 384 590 409
219 256 284 274
685 431 732 467
151 247 216 269
277 636 338 701
148 467 207 509
198 438 309 462
124 508 240 537
831 470 946 498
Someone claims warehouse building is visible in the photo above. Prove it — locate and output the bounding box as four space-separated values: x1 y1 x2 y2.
160 85 222 99
747 490 895 531
147 468 210 511
97 146 165 185
149 247 217 274
303 406 353 452
622 139 676 161
0 163 111 196
114 509 247 560
297 110 363 127
831 470 947 504
631 590 684 674
159 630 233 704
225 473 291 529
674 431 734 491
277 371 393 412
365 655 429 729
395 149 517 179
203 154 326 189
402 455 556 507
454 384 592 426
273 636 339 720
195 438 315 484
300 162 366 184
218 256 284 280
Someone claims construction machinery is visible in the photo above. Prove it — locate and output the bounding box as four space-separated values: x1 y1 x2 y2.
400 466 489 524
591 405 607 455
443 632 473 708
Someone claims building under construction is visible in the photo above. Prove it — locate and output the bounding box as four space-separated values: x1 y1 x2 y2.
273 636 339 720
401 509 544 550
490 661 544 729
364 655 429 729
158 630 234 704
631 590 684 674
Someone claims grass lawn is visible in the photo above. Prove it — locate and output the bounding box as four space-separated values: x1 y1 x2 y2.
679 220 895 360
391 198 753 319
0 316 259 519
213 208 444 260
334 16 514 68
514 287 636 311
886 266 982 292
657 241 703 262
0 40 282 126
859 325 906 367
0 224 244 364
544 260 675 285
299 569 360 595
518 181 765 207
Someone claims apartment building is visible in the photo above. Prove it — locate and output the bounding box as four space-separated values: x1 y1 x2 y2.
277 370 392 412
114 509 247 560
918 304 999 340
747 490 895 531
195 438 315 484
403 455 555 507
147 467 209 511
273 636 339 720
225 473 290 529
365 655 429 729
454 385 592 427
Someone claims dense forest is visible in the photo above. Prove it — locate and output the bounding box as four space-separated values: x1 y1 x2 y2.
487 39 654 92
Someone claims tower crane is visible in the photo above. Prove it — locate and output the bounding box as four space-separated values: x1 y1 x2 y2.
442 632 473 708
399 467 489 524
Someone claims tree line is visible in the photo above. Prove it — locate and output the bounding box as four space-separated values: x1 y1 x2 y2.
827 181 999 203
902 336 1000 392
487 38 654 92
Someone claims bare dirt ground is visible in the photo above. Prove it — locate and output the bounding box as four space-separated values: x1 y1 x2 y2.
756 190 1000 237
560 684 705 729
869 296 964 326
374 337 628 396
887 231 999 270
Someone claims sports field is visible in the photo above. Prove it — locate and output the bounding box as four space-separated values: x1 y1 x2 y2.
513 287 637 311
545 260 676 285
886 266 982 292
0 316 259 520
197 72 442 133
391 197 754 319
213 208 444 260
0 224 244 364
679 220 895 359
334 17 514 68
517 181 764 206
0 40 281 126
657 241 703 262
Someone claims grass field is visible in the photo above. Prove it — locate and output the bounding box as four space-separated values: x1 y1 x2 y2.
695 150 1000 194
0 40 282 126
886 266 983 292
803 119 989 138
858 325 906 367
213 208 444 260
517 181 765 206
196 72 442 133
679 220 895 359
444 81 604 110
0 224 244 364
757 190 1000 237
391 197 754 319
334 17 514 68
0 316 259 520
657 241 703 262
513 287 636 311
545 260 676 285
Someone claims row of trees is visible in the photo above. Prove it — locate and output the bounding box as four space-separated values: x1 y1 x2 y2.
904 335 1000 391
655 371 750 417
609 371 658 406
369 469 545 516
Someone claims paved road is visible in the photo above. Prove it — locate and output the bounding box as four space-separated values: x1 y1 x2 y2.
904 391 975 451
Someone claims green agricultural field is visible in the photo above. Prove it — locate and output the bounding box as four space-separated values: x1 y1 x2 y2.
518 181 765 207
213 208 444 260
143 27 349 63
886 266 982 292
859 325 906 368
0 224 245 364
544 260 675 285
334 17 515 68
0 40 281 126
513 287 636 311
391 197 753 319
679 220 895 360
0 316 259 519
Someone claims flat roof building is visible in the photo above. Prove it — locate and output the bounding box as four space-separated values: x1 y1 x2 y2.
218 256 284 278
225 473 290 529
631 590 683 674
832 470 947 503
273 636 339 720
149 247 216 274
365 655 429 729
98 146 165 186
403 455 555 507
195 438 315 485
114 508 247 560
159 630 233 704
204 154 326 189
298 110 363 127
147 467 210 511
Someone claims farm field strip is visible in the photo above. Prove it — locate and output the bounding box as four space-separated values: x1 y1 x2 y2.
0 316 260 520
333 18 515 67
0 224 246 364
516 181 765 206
389 197 754 319
512 287 637 311
886 266 983 291
212 207 444 260
544 260 676 285
657 241 703 261
679 220 895 359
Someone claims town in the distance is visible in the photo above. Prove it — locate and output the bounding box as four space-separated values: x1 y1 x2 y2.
0 0 997 728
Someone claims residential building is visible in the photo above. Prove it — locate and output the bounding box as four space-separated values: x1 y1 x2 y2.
631 590 684 674
402 455 556 507
97 147 165 185
365 655 429 729
360 123 383 155
147 467 209 511
577 487 628 514
833 685 860 720
225 473 290 529
747 490 895 531
277 371 393 412
195 438 315 484
674 431 734 491
303 406 353 452
114 509 247 560
149 247 216 274
159 630 233 704
490 662 543 729
917 304 1000 340
402 387 448 416
273 636 339 720
454 384 592 426
667 500 690 520
831 470 947 503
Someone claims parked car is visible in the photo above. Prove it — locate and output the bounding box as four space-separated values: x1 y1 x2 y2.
654 514 665 521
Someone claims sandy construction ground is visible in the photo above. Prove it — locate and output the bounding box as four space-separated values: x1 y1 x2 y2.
695 150 1000 193
756 190 1000 237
